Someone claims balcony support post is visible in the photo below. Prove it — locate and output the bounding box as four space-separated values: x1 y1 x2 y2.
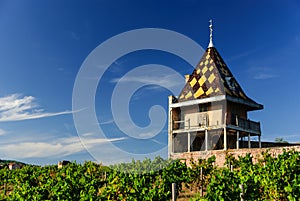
248 133 251 148
205 129 208 151
236 131 239 149
188 132 191 152
259 135 261 148
168 96 173 156
224 127 227 150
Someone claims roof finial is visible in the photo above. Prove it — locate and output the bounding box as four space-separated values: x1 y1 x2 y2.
208 19 214 48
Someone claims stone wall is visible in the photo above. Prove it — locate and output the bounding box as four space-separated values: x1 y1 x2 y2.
170 145 300 167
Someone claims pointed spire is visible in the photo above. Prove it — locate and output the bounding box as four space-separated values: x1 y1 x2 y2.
208 19 214 48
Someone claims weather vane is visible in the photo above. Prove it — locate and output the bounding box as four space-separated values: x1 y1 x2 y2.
208 19 214 47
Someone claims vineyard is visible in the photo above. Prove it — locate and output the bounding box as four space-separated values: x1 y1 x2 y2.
1 149 300 200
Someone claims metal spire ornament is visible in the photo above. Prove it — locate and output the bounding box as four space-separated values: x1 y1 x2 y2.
208 19 214 48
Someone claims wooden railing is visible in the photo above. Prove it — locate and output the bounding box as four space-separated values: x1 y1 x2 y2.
172 113 261 133
232 116 261 132
238 118 261 132
173 112 208 130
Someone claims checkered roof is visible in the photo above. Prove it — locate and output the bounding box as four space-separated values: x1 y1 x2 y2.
178 47 253 103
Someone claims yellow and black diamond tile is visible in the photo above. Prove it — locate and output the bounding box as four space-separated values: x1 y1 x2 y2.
178 47 252 102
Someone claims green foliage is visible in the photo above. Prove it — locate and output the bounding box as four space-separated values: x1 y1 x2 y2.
1 150 300 200
275 137 288 143
189 156 215 191
205 149 300 200
206 168 240 201
0 157 189 200
0 161 106 200
101 156 189 200
255 149 300 200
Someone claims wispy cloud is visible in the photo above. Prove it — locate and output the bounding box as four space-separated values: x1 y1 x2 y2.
138 132 156 138
0 135 126 159
150 138 167 146
111 73 182 88
253 73 279 80
227 49 258 62
98 119 114 125
110 70 184 102
108 60 126 73
0 128 7 136
0 94 72 122
130 85 167 101
70 31 80 41
247 67 279 80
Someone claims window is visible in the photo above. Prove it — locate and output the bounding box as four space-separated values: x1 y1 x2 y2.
198 103 209 112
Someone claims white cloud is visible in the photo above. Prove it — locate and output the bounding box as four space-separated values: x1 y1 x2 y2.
150 138 167 146
0 128 7 136
138 132 156 138
247 67 279 80
0 135 126 159
253 73 279 80
110 73 183 89
226 49 257 62
0 94 72 122
98 119 114 125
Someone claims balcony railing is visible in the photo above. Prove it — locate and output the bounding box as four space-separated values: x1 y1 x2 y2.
173 112 208 130
231 115 261 132
173 119 206 130
172 113 261 133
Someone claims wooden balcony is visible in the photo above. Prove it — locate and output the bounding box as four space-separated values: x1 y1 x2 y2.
230 116 261 133
172 112 261 134
172 111 222 133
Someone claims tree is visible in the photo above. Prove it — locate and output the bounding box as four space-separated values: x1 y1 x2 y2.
275 137 288 143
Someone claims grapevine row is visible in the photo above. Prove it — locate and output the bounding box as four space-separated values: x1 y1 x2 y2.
1 149 300 200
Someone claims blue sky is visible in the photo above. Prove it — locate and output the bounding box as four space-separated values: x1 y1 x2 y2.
0 0 299 165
